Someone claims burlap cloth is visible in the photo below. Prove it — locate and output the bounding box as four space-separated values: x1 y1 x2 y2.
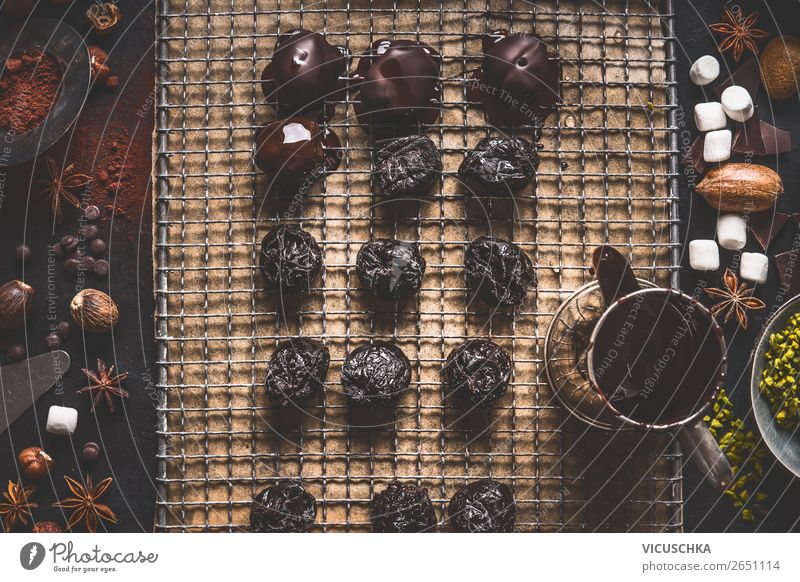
156 0 681 531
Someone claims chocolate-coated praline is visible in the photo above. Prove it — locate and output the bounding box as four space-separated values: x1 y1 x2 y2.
255 117 341 187
261 29 347 118
468 31 561 127
458 137 538 196
259 224 322 294
352 39 441 136
465 236 536 307
448 479 516 532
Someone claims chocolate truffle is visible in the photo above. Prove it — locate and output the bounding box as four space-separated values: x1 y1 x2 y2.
250 482 317 533
264 338 330 406
374 135 442 198
259 224 322 294
448 479 515 533
465 236 536 307
356 239 426 300
255 117 340 187
458 137 538 196
371 481 437 533
469 31 561 127
352 39 441 136
260 29 347 118
341 343 411 406
445 339 512 406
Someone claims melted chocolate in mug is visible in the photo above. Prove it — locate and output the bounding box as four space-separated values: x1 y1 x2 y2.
590 291 724 425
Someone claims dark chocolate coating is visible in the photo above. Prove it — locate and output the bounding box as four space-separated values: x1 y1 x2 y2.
445 339 512 406
448 479 516 532
356 239 426 300
340 343 411 406
465 236 536 307
261 29 347 117
374 135 442 198
255 117 340 187
371 481 437 533
353 39 441 135
458 137 538 196
469 32 560 127
250 482 317 532
264 338 330 406
259 224 322 294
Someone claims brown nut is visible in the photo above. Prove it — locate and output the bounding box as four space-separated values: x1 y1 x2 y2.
17 447 54 480
70 289 119 333
0 280 35 331
86 2 121 36
761 36 800 100
696 163 783 213
32 521 62 533
88 46 110 83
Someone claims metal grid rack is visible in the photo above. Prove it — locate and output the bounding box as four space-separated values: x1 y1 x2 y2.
154 0 683 532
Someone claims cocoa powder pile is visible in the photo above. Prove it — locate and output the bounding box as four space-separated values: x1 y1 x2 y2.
0 49 62 135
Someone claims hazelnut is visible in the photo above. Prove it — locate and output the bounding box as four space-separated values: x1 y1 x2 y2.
70 289 119 333
32 521 62 533
82 441 101 462
0 280 35 331
17 447 54 479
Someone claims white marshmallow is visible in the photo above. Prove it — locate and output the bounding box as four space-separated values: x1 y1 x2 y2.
716 214 747 250
721 85 754 122
694 102 727 132
46 405 78 436
689 55 720 86
740 252 769 284
703 129 732 162
689 239 719 271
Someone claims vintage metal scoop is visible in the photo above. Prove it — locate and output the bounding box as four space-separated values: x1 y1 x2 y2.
545 246 734 491
0 351 70 435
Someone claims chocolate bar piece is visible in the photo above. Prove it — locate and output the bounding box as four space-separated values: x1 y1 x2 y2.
775 249 800 297
681 134 706 174
715 57 761 101
748 211 791 251
732 116 791 156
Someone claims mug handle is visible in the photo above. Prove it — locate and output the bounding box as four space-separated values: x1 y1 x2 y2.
676 417 735 491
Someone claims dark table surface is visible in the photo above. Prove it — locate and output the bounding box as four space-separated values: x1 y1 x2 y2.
1 0 798 533
0 0 156 532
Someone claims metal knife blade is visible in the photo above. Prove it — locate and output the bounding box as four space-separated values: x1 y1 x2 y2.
0 350 71 435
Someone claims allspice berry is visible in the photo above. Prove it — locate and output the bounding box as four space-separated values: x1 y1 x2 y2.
18 447 54 480
0 280 35 331
761 36 800 100
70 289 119 333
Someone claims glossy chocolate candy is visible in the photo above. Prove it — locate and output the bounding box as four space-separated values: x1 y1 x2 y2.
352 39 441 137
468 31 561 127
255 117 340 188
260 29 347 118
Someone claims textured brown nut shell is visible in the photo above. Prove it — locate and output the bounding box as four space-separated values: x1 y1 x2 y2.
696 163 783 212
0 280 35 331
70 289 119 333
17 447 54 480
760 36 800 100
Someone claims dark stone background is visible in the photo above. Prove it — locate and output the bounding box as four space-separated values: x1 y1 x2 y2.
1 0 798 533
0 1 156 532
676 0 800 531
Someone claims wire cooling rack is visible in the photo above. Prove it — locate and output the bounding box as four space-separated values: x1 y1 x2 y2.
154 0 683 532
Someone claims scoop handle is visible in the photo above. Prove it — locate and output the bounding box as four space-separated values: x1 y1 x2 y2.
676 417 735 491
592 245 641 306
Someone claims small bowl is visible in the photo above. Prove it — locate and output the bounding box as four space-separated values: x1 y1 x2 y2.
0 19 90 166
750 293 800 478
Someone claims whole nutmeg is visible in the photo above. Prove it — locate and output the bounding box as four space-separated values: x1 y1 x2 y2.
0 280 35 331
761 36 800 100
696 163 783 212
70 289 119 333
17 447 54 480
88 46 110 83
32 521 62 533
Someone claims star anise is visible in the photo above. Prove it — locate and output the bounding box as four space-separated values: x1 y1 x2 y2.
705 268 765 330
38 157 92 223
0 480 37 532
53 474 117 532
77 358 129 413
709 8 769 62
